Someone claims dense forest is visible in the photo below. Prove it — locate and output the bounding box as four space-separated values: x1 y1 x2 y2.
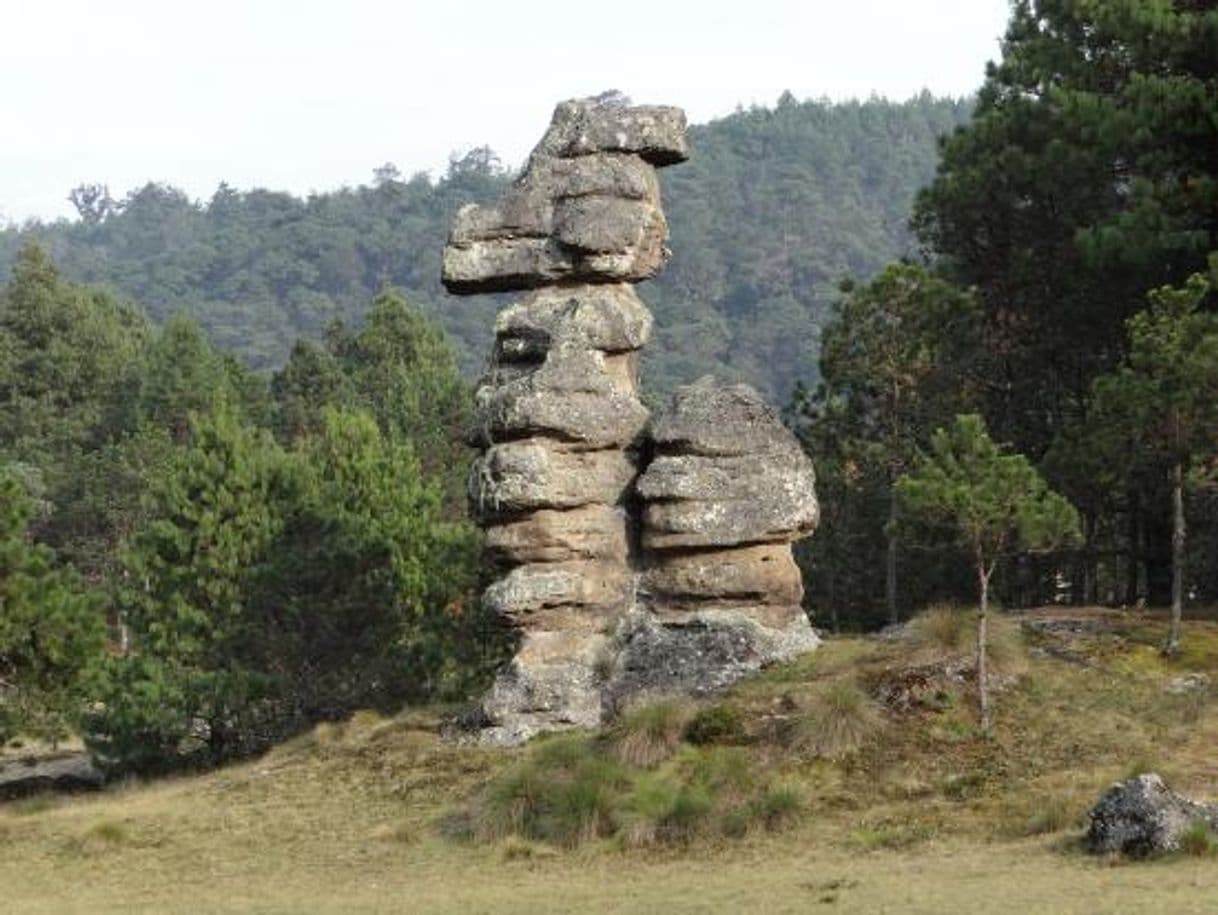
0 94 972 403
3 1 1218 777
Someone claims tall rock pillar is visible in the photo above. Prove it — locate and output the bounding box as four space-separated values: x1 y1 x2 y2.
443 97 820 746
443 99 688 744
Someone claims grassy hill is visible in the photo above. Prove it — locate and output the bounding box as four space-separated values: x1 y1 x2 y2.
5 606 1218 914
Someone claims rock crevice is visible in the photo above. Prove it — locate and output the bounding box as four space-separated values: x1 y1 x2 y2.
444 97 819 745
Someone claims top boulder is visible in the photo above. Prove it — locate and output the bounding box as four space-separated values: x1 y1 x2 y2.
533 99 689 166
442 97 688 295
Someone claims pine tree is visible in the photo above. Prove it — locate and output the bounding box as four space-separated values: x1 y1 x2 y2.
898 415 1080 731
0 469 104 744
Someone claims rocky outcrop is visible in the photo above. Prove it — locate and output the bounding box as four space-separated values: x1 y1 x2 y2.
445 97 819 745
0 752 103 800
1086 773 1218 856
605 379 820 709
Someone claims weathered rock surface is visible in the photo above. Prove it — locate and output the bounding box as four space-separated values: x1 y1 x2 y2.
603 609 819 712
469 441 637 518
482 561 634 625
442 99 685 293
638 378 818 550
484 505 629 565
495 284 653 356
642 543 803 610
1086 773 1218 856
444 98 818 746
0 752 103 800
533 99 689 165
629 378 821 695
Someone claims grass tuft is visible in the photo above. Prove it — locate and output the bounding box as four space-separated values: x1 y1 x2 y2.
474 735 627 847
907 604 1026 673
610 698 693 768
787 680 885 760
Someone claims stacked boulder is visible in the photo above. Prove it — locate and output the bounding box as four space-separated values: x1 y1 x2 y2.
444 97 819 745
608 379 820 705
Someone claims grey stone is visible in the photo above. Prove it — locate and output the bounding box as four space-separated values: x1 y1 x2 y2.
638 454 817 549
443 98 822 749
469 441 637 518
442 98 686 294
495 284 653 356
603 609 819 712
552 195 665 256
1086 773 1218 856
534 99 689 165
480 630 610 746
649 376 802 458
470 342 648 449
0 752 103 800
641 543 804 609
484 505 629 565
481 561 634 624
637 377 818 549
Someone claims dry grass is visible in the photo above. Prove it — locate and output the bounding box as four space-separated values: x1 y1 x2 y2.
609 698 694 768
6 609 1218 913
785 679 886 760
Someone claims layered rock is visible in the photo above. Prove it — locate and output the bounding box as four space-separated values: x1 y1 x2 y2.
442 99 687 294
607 379 820 708
444 97 819 745
448 98 682 745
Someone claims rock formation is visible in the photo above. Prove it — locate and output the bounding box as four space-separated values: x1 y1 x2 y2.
444 97 819 745
1086 773 1218 856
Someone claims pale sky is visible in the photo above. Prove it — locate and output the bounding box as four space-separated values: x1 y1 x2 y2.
1 0 1011 223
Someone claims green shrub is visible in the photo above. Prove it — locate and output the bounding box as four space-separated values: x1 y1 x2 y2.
749 784 803 832
474 735 628 847
1179 820 1218 857
683 704 747 746
466 735 802 850
678 746 756 802
620 774 713 847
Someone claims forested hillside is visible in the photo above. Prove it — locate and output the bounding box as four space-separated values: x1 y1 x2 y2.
0 94 971 402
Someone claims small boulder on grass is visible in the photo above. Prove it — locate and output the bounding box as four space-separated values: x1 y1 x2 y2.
1086 773 1218 857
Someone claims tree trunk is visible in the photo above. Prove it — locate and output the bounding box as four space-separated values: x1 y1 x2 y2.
886 487 899 626
1166 461 1186 655
977 565 991 735
1126 490 1141 605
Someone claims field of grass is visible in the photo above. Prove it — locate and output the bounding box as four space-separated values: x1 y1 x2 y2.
5 606 1218 914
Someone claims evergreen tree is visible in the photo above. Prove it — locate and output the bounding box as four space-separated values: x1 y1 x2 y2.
898 415 1080 731
811 265 978 624
1089 272 1218 653
0 469 104 744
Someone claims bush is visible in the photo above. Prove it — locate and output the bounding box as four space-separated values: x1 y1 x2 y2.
475 735 628 847
1179 819 1218 857
787 680 885 760
683 704 747 746
620 774 712 847
749 784 803 832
